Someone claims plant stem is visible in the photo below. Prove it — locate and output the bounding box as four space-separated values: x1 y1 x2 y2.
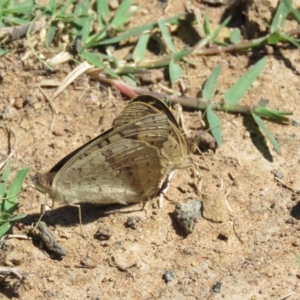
89 72 292 121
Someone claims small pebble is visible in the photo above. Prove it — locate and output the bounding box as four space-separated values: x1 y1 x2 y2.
109 0 119 10
138 69 164 84
13 97 24 109
94 225 114 240
218 231 229 241
286 218 298 225
163 270 175 283
202 193 228 223
290 120 300 127
4 250 26 266
1 105 12 119
275 170 283 179
125 216 141 230
174 200 202 234
212 281 222 293
80 257 96 268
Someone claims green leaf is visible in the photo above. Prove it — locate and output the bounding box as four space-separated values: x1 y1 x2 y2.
3 3 39 15
271 0 289 33
0 48 10 57
169 61 184 85
172 49 193 62
74 1 89 15
224 57 266 105
252 112 280 153
0 212 11 222
0 164 10 198
97 0 109 26
57 0 74 16
4 168 28 211
8 213 27 222
207 106 222 146
46 0 57 15
0 1 4 25
282 0 300 23
83 24 109 49
280 33 300 48
132 32 150 62
116 65 146 75
137 49 192 69
267 32 281 44
230 28 241 44
158 17 176 53
73 15 94 43
202 64 221 101
98 14 183 45
204 8 211 35
111 0 135 28
80 51 105 68
121 74 136 86
45 22 57 48
0 222 10 238
3 15 30 25
195 8 205 36
104 67 119 79
254 106 291 123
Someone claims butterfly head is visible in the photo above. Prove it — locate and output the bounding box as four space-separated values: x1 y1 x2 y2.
31 172 56 195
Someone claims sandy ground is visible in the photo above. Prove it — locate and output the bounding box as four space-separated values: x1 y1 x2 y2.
1 1 300 299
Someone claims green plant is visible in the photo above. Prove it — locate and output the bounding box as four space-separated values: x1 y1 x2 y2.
0 164 29 237
0 0 298 152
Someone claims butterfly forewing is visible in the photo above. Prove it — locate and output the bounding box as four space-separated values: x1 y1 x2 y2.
52 139 164 205
65 113 172 162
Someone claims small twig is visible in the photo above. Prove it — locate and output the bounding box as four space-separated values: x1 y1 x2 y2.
276 292 294 300
0 267 22 280
224 188 232 213
4 234 31 240
233 221 244 244
74 265 96 269
194 26 300 56
37 87 57 130
229 144 242 167
0 16 46 43
0 125 17 170
275 177 299 193
109 256 136 279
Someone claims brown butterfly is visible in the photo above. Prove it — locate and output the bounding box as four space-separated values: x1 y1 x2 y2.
32 95 188 207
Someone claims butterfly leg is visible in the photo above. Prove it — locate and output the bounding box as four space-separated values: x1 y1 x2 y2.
174 103 187 134
34 193 51 232
158 171 175 208
68 204 86 238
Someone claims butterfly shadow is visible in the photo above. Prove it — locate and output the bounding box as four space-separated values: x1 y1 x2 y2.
242 115 273 162
168 212 190 238
290 202 300 220
24 202 145 228
0 280 21 299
